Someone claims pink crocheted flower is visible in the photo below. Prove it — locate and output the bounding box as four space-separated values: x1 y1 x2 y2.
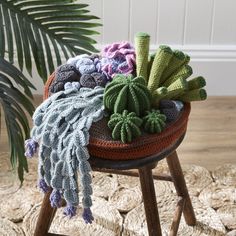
101 42 136 79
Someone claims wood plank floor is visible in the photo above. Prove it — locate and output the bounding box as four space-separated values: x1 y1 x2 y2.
0 96 235 170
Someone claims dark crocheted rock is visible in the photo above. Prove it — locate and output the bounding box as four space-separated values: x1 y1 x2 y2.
142 109 166 133
50 64 81 93
108 110 142 143
91 72 107 87
104 74 151 116
159 100 183 122
80 74 97 89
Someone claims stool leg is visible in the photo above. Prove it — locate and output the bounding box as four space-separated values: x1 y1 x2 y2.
34 189 57 236
139 165 162 236
166 151 196 226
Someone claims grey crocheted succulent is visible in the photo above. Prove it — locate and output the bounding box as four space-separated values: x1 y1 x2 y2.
49 64 81 93
29 86 105 223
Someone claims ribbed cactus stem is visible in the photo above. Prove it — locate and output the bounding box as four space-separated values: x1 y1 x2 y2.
187 76 206 90
147 53 156 79
152 87 168 107
160 49 187 83
148 45 173 93
163 65 192 87
135 32 150 81
163 78 188 100
178 88 207 102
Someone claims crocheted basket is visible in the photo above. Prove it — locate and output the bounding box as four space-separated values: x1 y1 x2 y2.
44 73 190 160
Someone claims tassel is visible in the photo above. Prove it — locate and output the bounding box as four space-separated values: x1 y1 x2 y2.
63 204 77 218
50 189 62 208
82 208 94 224
38 179 49 193
24 139 39 158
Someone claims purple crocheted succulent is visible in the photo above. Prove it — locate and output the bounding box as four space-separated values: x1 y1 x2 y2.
24 138 39 158
101 42 136 79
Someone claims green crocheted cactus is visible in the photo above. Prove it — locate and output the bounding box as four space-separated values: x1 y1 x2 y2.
142 109 166 134
108 110 143 143
103 74 151 116
135 32 150 81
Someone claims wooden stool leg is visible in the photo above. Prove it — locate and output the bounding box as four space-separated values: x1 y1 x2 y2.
34 189 57 236
166 151 196 226
139 165 162 236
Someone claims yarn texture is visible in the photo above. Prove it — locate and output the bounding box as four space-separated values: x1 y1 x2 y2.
108 110 143 143
142 110 166 134
103 74 151 116
29 86 105 223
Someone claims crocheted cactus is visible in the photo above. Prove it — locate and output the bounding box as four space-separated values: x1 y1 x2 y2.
103 74 151 116
142 110 166 134
135 32 150 81
108 110 142 143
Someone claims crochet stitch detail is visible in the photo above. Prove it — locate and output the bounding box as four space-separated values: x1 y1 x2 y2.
29 86 105 223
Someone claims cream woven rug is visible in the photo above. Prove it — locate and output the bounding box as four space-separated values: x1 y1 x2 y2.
0 152 235 236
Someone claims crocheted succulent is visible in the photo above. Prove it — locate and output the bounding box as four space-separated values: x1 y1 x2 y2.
80 72 107 89
49 64 81 93
108 110 142 143
142 109 166 134
101 42 136 79
103 74 151 116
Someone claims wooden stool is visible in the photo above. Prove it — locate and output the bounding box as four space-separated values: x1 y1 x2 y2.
34 134 196 236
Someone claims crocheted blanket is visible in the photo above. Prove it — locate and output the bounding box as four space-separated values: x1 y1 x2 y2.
26 86 105 223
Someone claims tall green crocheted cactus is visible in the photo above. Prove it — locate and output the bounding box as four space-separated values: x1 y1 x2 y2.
142 109 166 134
140 42 207 106
108 110 143 143
103 74 151 116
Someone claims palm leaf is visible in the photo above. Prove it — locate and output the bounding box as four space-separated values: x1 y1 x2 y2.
0 58 35 182
0 0 101 82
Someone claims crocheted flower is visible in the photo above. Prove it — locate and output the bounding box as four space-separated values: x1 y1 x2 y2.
103 74 151 116
83 208 94 224
101 42 136 79
24 138 39 158
63 204 77 218
108 110 142 143
142 109 166 134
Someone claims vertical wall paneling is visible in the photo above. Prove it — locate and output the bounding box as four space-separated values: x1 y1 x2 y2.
102 0 130 43
184 0 214 45
157 0 186 44
79 0 103 43
212 0 236 44
129 0 158 44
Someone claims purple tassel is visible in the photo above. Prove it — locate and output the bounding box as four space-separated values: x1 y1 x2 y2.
63 204 77 218
82 208 94 224
38 179 49 193
50 190 62 208
24 138 38 158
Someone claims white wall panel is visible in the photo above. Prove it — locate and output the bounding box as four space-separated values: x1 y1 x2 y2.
102 0 130 43
157 0 186 44
129 0 158 44
184 0 214 44
79 0 103 43
212 0 236 44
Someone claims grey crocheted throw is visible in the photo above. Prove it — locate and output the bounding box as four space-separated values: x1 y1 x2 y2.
27 86 105 223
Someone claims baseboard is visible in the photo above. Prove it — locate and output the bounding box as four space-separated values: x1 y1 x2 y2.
32 44 236 96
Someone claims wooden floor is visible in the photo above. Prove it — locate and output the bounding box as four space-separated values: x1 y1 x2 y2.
0 96 235 170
